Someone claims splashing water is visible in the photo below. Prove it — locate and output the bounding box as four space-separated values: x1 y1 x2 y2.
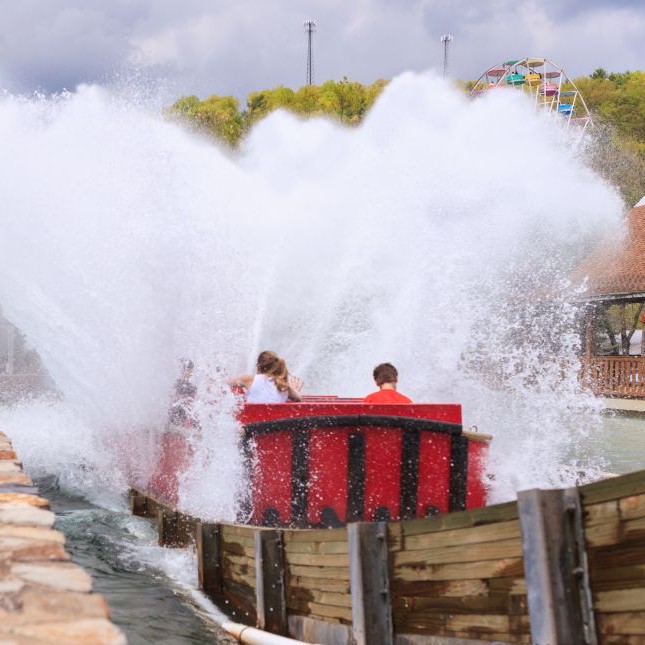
0 72 623 512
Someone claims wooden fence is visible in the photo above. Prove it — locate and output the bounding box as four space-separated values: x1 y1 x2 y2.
131 469 645 645
580 356 645 398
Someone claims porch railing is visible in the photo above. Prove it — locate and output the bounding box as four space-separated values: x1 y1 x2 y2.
580 356 645 398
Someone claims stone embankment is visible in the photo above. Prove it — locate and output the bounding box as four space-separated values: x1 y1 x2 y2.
0 430 126 644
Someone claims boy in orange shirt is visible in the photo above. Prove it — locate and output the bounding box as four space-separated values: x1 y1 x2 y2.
363 363 412 403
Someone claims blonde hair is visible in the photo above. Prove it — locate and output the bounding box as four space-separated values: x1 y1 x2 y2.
256 351 289 392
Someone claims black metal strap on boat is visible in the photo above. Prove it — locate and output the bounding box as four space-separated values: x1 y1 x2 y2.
400 428 421 520
244 414 463 438
449 434 469 512
291 429 309 526
347 433 366 523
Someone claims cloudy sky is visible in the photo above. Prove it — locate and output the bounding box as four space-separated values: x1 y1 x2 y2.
0 0 643 100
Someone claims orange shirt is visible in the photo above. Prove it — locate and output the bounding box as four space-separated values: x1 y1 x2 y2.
363 389 412 404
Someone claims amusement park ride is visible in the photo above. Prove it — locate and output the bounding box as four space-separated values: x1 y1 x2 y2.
471 57 593 133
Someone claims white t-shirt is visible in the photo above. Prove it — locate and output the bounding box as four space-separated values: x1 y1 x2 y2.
246 374 288 403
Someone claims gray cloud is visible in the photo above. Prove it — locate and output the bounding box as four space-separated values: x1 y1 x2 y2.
0 0 642 100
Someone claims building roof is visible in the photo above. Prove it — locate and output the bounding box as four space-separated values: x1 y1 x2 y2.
571 198 645 299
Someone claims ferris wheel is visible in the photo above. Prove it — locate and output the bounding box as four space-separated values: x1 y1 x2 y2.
470 57 593 133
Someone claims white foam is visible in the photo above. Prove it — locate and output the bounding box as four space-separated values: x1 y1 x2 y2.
0 72 623 510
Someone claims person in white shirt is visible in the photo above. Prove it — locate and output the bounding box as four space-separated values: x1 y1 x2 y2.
228 351 302 402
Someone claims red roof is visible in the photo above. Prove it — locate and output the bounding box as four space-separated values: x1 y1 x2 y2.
572 201 645 298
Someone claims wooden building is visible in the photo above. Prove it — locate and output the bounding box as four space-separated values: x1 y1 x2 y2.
573 196 645 400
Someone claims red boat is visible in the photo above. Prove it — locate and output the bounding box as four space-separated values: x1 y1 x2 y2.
147 395 491 527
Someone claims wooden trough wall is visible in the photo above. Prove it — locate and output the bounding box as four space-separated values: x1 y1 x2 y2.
580 470 645 645
389 502 530 643
131 469 645 645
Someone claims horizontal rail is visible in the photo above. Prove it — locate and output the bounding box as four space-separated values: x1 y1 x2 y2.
580 356 645 398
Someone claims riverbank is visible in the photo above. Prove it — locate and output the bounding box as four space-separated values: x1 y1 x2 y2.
0 430 125 643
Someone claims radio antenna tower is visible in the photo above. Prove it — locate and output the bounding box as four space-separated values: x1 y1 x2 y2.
304 20 317 85
440 34 453 78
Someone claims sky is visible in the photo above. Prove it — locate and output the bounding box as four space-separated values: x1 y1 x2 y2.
0 0 643 101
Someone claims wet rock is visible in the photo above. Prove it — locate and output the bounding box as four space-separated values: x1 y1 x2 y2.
11 563 92 593
0 506 56 527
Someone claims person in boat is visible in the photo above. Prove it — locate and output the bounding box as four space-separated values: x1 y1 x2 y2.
168 381 199 428
228 351 302 403
167 359 200 428
363 362 412 403
173 359 194 399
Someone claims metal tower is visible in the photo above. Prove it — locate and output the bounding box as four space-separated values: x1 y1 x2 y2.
440 34 453 78
304 20 316 85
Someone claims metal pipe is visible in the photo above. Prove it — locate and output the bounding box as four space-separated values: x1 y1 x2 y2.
222 622 322 645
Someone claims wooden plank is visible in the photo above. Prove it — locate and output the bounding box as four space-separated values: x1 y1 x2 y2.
287 575 350 595
221 552 255 569
626 516 645 540
286 588 352 609
221 534 255 550
453 633 530 644
393 594 511 615
588 540 645 570
129 489 147 517
393 557 524 582
580 469 645 506
349 522 393 645
392 520 521 552
391 579 489 598
223 569 256 588
393 611 517 634
591 564 645 591
584 500 619 526
287 598 354 622
392 537 523 566
157 510 192 548
283 527 348 543
286 552 350 567
584 512 645 547
400 501 518 536
620 495 645 521
288 615 352 645
595 588 645 613
487 577 527 595
283 540 349 555
584 516 622 547
220 523 258 539
602 636 645 645
447 613 511 632
221 579 258 623
395 635 520 645
220 542 255 558
255 529 287 635
597 612 645 635
287 564 351 581
221 557 256 587
196 522 221 597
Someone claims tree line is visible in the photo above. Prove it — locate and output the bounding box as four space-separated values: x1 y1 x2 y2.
167 69 645 206
167 77 388 147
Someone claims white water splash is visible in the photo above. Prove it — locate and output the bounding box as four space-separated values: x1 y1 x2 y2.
0 71 623 511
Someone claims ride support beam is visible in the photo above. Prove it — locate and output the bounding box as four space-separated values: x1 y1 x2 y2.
518 487 598 645
348 521 393 645
254 529 287 635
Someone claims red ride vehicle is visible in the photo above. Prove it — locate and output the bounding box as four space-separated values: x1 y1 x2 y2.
148 394 491 527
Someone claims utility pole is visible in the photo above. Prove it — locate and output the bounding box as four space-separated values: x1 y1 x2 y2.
440 34 453 78
5 324 14 375
304 20 316 85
